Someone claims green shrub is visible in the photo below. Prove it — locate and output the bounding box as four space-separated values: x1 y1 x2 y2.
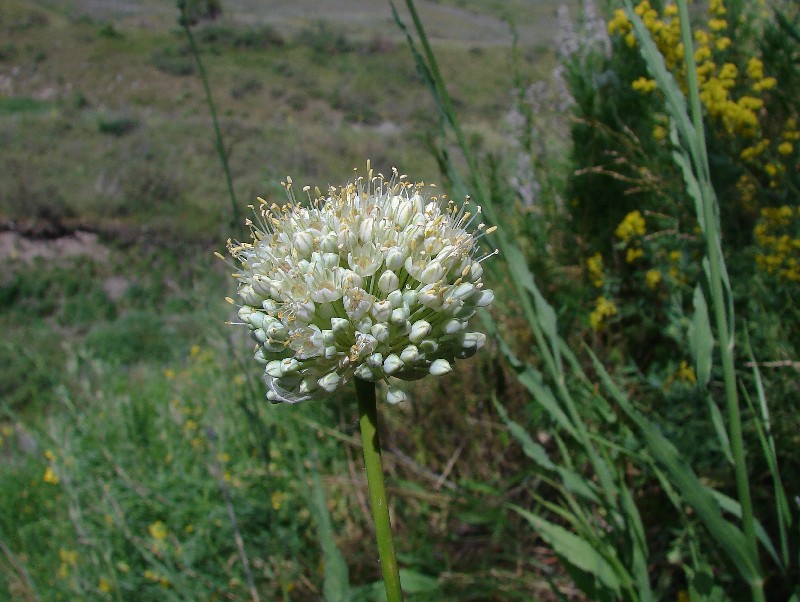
151 46 195 76
97 114 139 136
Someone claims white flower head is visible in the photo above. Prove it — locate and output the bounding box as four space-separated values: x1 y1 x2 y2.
227 163 496 404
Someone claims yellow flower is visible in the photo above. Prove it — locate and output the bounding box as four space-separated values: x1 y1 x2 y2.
778 141 793 156
615 210 647 242
645 269 662 289
675 361 697 384
715 37 731 51
98 576 112 593
708 18 728 31
626 247 645 263
163 369 175 379
590 296 618 331
144 569 160 582
587 252 605 288
148 521 168 541
653 124 667 141
632 77 658 93
59 548 78 566
43 467 59 485
271 491 287 510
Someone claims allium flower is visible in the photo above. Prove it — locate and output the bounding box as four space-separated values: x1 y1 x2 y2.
227 166 496 404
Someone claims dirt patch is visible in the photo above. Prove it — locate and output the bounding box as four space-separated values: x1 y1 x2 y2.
0 230 110 262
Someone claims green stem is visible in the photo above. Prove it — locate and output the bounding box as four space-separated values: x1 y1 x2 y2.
675 4 763 600
355 378 403 602
178 3 240 231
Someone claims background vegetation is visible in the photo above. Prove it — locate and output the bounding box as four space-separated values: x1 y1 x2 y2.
1 0 798 600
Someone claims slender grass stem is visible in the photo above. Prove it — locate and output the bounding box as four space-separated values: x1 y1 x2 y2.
355 378 403 602
178 3 240 231
675 4 763 599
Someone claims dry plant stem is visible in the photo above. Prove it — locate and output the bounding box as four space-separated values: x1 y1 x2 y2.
355 378 403 602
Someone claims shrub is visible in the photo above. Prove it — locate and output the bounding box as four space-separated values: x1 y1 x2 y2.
151 45 195 76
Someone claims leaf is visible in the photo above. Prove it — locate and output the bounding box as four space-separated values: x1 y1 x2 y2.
309 461 351 602
705 394 733 465
493 396 600 504
587 348 763 586
511 505 622 597
688 286 714 387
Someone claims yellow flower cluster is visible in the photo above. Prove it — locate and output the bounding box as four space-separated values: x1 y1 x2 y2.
587 252 605 287
610 1 773 137
590 296 618 331
645 269 662 289
58 548 78 579
754 206 800 282
615 210 647 242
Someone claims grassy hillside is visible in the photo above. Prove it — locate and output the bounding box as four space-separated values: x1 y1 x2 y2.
1 0 564 241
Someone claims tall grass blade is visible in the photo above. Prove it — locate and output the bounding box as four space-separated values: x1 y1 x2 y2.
587 347 761 586
511 505 624 599
308 455 351 602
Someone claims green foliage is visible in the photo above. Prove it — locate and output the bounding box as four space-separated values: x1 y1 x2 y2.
197 23 284 51
0 97 52 115
97 113 139 136
151 45 195 76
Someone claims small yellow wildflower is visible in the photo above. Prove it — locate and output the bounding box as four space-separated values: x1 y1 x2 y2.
271 491 287 510
708 18 728 32
715 37 731 51
645 269 662 289
632 77 658 93
653 124 667 141
163 369 175 379
98 576 112 593
587 252 605 288
778 142 793 156
43 467 59 485
615 210 647 242
626 247 645 263
144 569 160 582
148 521 168 541
59 548 78 566
44 450 56 461
589 296 618 331
675 361 697 384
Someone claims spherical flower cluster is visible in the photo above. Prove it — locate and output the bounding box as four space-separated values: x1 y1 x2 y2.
227 167 496 404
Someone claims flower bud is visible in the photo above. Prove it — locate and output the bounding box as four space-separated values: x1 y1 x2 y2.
400 345 419 364
318 372 340 392
420 261 444 284
378 270 400 294
331 317 350 334
409 320 432 343
371 323 390 342
429 358 452 376
476 289 495 307
386 388 408 404
385 247 405 271
293 231 314 258
383 354 404 374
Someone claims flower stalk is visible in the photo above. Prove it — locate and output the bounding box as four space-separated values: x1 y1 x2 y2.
356 378 403 602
